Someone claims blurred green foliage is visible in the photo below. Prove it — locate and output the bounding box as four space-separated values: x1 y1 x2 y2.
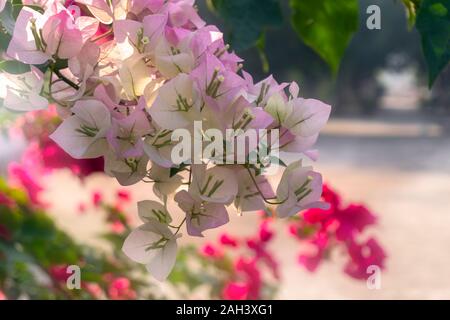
208 0 283 51
416 0 450 86
206 0 450 87
290 0 359 75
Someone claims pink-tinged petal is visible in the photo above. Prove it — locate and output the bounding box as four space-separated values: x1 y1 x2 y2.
76 16 99 41
187 202 229 237
49 100 111 159
104 153 149 186
149 73 200 130
289 81 300 99
6 7 50 64
113 19 142 44
42 11 83 59
75 0 113 24
174 190 229 237
167 1 205 29
68 41 100 77
142 13 167 46
285 98 331 137
276 161 327 218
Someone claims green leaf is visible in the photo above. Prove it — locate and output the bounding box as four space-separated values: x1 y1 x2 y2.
416 0 450 86
289 0 359 74
0 60 31 74
402 0 422 28
210 0 283 51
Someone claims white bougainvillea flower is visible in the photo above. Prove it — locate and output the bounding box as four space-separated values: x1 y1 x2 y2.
0 67 48 112
50 99 111 159
6 7 50 64
122 219 180 281
68 39 101 79
154 37 195 78
222 95 273 132
265 93 292 125
190 53 246 110
119 54 157 100
104 152 149 186
148 163 183 200
174 190 229 237
149 73 201 130
190 164 238 204
113 14 167 59
276 160 329 218
138 200 172 224
7 6 96 65
234 169 274 213
107 98 153 158
143 129 177 168
284 98 331 137
243 72 288 107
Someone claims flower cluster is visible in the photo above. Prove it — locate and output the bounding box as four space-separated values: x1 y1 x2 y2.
0 0 331 280
288 184 386 279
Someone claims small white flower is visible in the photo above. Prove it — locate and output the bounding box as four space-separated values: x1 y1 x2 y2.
50 99 111 159
276 160 328 218
149 73 201 130
104 152 149 186
122 219 179 281
190 164 238 204
138 200 172 225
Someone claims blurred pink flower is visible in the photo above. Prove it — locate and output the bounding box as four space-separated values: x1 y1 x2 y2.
0 290 6 300
222 282 249 300
259 220 273 243
8 163 45 207
344 238 386 280
235 258 262 300
219 233 238 247
291 184 385 279
201 243 223 259
116 190 131 202
92 191 103 207
49 265 71 283
83 282 103 299
108 277 137 300
110 221 126 234
0 192 13 208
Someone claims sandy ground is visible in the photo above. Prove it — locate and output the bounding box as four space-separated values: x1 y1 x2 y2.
30 108 450 300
